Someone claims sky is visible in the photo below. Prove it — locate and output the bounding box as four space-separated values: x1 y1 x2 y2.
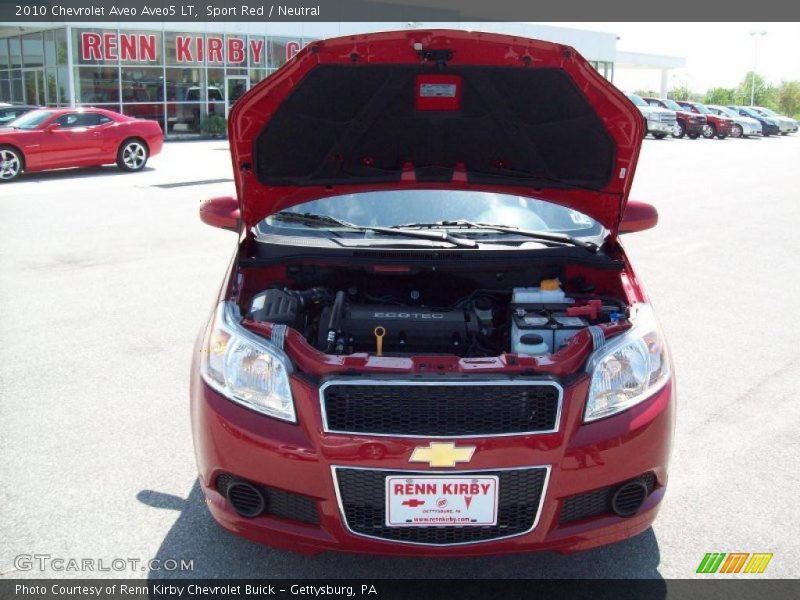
541 22 800 93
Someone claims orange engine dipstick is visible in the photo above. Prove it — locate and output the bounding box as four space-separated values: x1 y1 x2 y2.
373 326 386 356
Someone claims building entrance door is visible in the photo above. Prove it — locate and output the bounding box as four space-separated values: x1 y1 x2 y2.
225 76 249 117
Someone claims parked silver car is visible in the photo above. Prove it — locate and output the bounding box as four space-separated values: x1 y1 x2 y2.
706 105 762 138
747 107 797 135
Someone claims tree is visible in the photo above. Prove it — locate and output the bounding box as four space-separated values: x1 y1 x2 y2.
667 83 696 102
735 71 777 107
705 87 736 106
633 89 658 98
776 81 800 118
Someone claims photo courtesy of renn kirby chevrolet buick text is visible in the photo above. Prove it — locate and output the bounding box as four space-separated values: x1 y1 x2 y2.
190 30 675 556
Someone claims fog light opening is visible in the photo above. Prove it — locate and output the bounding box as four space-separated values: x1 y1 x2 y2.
611 480 648 517
227 481 266 518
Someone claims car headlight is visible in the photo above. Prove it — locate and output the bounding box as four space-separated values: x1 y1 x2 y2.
584 304 670 422
200 302 296 422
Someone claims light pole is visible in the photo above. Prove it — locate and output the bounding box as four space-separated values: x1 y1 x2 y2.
749 31 767 106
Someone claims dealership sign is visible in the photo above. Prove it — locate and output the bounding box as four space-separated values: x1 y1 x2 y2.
80 32 301 64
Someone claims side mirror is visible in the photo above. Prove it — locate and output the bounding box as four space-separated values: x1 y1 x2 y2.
199 196 240 232
44 122 60 132
619 200 658 234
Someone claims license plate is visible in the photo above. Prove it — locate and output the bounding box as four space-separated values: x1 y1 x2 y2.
385 475 498 527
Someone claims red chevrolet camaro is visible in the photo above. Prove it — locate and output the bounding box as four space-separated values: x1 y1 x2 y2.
190 30 675 556
0 107 163 182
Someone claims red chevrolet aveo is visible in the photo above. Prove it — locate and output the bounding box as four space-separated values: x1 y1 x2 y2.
0 107 163 182
191 30 675 556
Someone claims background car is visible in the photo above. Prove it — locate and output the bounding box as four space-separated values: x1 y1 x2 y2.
727 106 781 136
676 101 735 139
0 104 39 128
626 93 677 139
705 105 762 138
747 106 798 135
0 107 163 182
643 97 706 139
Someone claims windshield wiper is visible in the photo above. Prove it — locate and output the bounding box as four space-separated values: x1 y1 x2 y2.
392 220 599 252
271 211 478 248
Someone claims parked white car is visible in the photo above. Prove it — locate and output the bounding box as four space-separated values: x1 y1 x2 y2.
626 93 677 139
706 105 762 138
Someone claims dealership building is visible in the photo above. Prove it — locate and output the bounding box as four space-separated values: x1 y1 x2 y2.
0 21 684 138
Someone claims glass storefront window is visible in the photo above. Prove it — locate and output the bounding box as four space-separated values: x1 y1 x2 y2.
0 39 9 70
248 36 267 68
73 29 117 66
206 68 224 93
0 71 10 102
165 67 202 102
165 32 203 66
45 68 58 104
166 102 202 134
53 29 68 66
205 34 225 66
123 30 162 66
249 69 268 86
75 66 119 104
22 32 44 68
11 73 23 102
224 34 248 67
268 38 289 70
24 70 45 104
44 31 57 66
9 38 22 69
121 67 163 103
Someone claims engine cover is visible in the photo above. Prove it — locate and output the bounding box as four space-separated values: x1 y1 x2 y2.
318 303 476 354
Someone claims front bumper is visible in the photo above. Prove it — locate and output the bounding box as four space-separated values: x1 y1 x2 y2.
648 120 675 134
684 119 705 135
190 368 675 556
741 122 762 136
716 123 734 136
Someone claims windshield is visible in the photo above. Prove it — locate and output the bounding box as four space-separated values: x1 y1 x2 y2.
711 106 737 118
661 99 682 111
8 110 53 130
738 107 760 118
257 190 603 239
626 94 647 107
692 103 710 114
754 107 777 117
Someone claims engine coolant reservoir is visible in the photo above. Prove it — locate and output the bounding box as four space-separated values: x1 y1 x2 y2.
511 278 571 305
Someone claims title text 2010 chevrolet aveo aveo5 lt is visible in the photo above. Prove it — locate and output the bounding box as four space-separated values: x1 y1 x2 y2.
190 30 675 556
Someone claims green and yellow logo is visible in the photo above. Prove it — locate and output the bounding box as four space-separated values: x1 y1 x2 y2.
696 552 773 574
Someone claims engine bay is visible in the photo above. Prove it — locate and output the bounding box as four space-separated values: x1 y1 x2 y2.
242 265 628 358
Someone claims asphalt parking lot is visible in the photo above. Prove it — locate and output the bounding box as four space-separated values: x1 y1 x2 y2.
1 133 799 580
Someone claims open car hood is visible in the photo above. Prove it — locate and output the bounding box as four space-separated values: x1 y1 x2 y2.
229 30 643 235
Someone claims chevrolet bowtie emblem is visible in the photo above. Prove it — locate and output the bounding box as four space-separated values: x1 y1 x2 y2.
409 442 476 468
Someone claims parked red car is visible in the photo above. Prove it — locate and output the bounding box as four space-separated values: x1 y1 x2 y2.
191 30 675 556
642 97 706 139
0 107 163 182
676 101 735 139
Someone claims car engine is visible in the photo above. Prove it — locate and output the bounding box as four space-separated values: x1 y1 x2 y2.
246 273 626 358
